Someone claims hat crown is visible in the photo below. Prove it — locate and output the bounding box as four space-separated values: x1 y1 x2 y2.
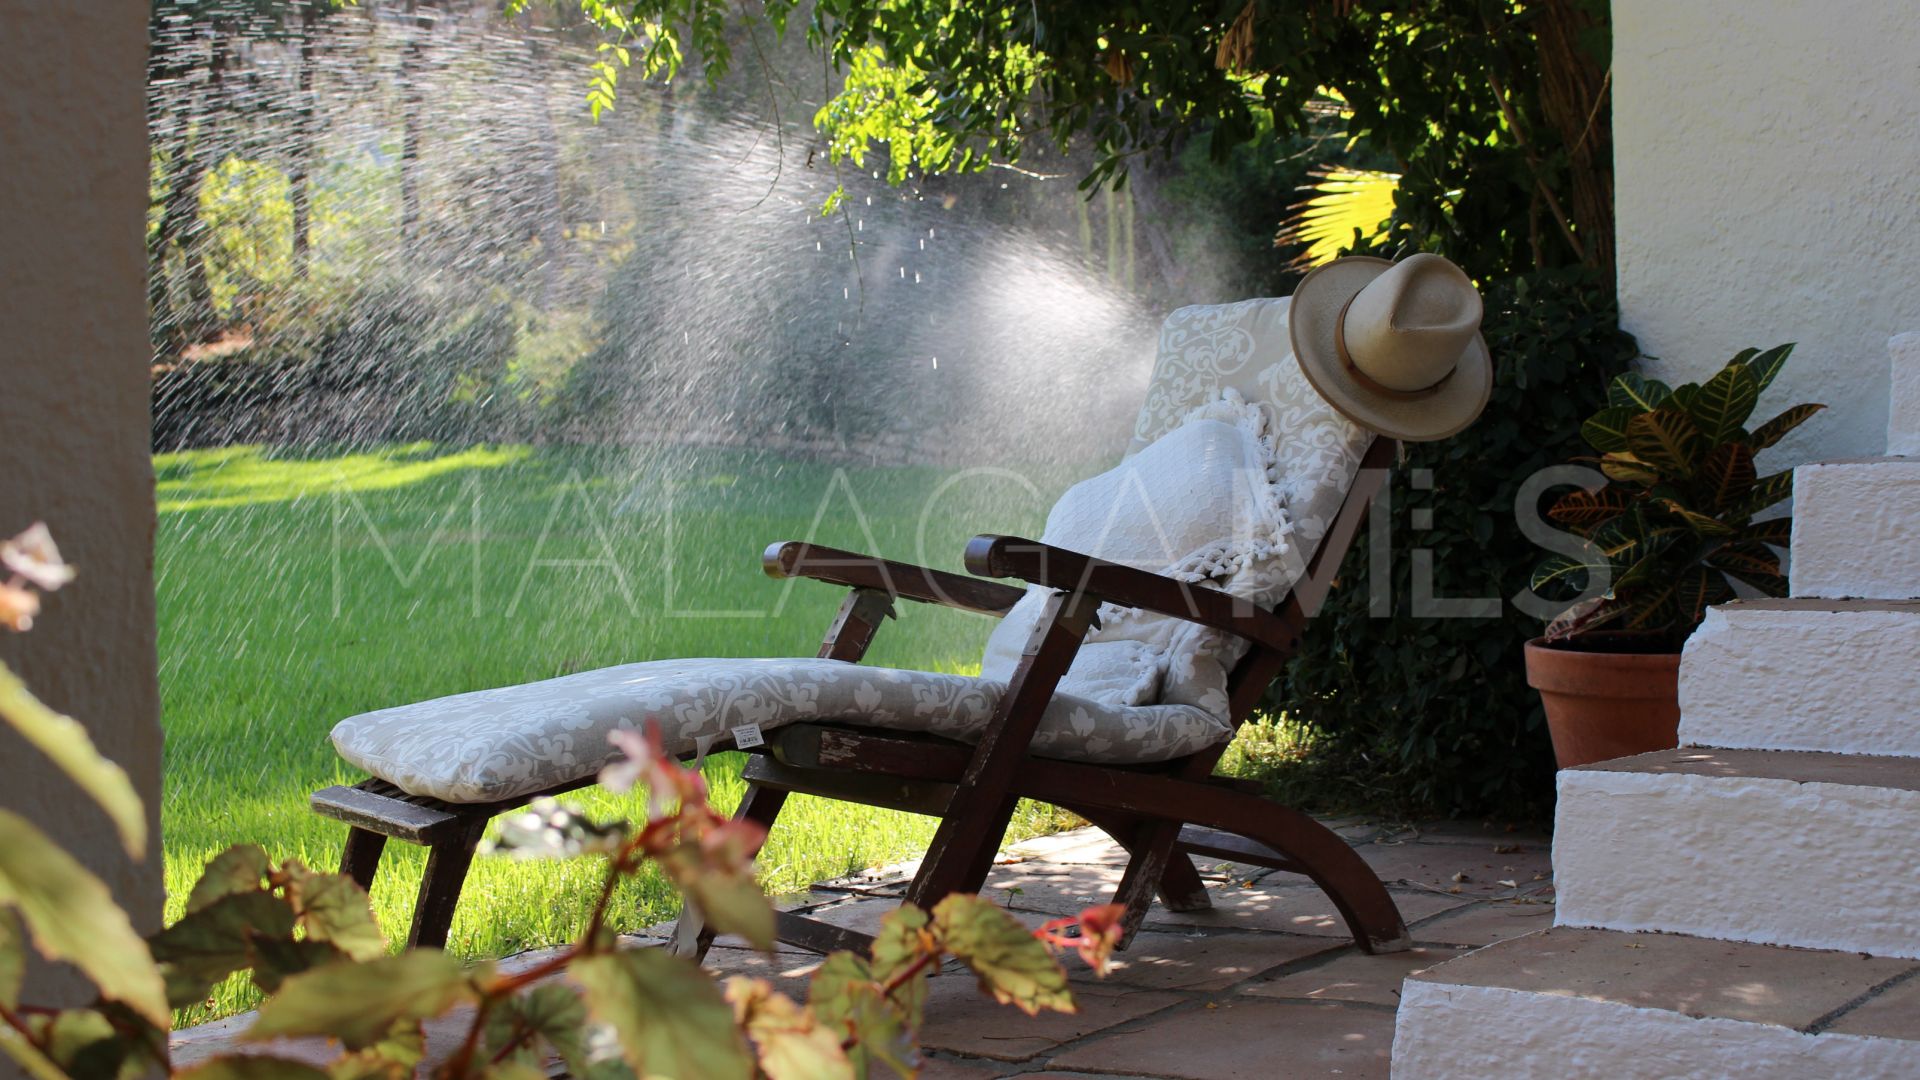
1339 253 1483 393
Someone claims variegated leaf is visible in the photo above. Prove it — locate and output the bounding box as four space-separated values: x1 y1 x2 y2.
1739 342 1795 394
1687 362 1761 443
1607 372 1673 412
1546 486 1633 530
1750 402 1825 450
1580 406 1637 453
1736 516 1792 548
1625 408 1703 476
1600 452 1661 484
1734 470 1795 516
1695 443 1758 513
1656 499 1737 537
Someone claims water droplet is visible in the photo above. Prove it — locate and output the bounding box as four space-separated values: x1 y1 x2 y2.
931 357 938 369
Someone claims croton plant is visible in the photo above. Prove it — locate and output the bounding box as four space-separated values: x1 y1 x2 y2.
1533 343 1825 647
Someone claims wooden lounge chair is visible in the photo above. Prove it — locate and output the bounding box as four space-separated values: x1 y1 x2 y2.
312 297 1412 956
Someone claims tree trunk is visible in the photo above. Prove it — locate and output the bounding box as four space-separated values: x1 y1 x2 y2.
525 32 565 310
1532 0 1614 277
399 0 430 248
290 0 320 272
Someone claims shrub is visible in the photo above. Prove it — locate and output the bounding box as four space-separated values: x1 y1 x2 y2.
1273 268 1639 817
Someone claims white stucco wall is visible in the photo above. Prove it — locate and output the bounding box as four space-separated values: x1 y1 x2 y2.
1613 0 1920 462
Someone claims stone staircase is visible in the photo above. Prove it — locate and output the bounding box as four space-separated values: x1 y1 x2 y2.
1390 336 1920 1077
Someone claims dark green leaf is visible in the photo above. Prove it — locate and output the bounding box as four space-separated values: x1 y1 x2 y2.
1739 343 1795 394
285 863 386 961
1686 362 1761 442
1734 470 1795 516
1607 372 1673 412
1531 553 1605 593
0 809 168 1026
810 953 914 1080
931 895 1072 1017
1750 402 1826 450
1707 542 1787 595
247 952 476 1051
573 949 753 1080
150 889 297 1009
869 905 932 1027
250 937 343 995
1695 443 1758 513
185 845 271 915
1736 517 1792 547
1625 408 1703 476
1676 567 1735 627
1580 406 1636 453
486 983 588 1069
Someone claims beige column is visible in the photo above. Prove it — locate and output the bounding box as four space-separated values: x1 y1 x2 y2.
0 0 165 1006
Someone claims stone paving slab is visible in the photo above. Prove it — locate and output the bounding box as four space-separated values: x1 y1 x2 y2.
170 817 1555 1078
1403 897 1556 946
1046 999 1396 1079
1406 925 1920 1029
1238 946 1465 1008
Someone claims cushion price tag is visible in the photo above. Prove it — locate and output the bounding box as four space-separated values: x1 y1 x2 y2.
731 723 766 749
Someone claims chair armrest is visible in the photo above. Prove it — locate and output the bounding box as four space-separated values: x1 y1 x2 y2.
762 541 1025 617
962 535 1302 654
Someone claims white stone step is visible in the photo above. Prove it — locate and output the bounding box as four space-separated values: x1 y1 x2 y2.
1553 748 1920 958
1791 456 1920 599
1891 331 1920 456
1679 599 1920 757
1392 926 1920 1078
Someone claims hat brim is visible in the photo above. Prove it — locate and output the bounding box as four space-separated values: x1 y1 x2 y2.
1289 257 1493 443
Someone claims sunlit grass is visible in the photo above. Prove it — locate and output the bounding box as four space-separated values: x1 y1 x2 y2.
159 442 1100 1022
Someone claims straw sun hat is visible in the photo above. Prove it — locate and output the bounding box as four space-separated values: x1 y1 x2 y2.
1289 253 1493 442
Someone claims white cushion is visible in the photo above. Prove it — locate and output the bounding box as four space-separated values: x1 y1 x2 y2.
329 657 1231 804
978 400 1289 714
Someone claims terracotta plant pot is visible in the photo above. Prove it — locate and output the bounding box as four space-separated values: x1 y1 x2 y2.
1523 636 1682 770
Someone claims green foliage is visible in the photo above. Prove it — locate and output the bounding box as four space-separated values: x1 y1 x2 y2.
562 1 1609 274
1278 270 1639 816
1533 346 1822 645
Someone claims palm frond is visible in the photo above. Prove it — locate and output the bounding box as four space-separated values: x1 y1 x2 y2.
1276 167 1400 268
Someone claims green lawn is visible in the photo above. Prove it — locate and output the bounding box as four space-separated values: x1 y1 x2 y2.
156 442 1099 1021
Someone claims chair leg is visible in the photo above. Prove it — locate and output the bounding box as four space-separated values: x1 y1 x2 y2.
905 796 1016 911
674 782 789 961
340 827 388 892
407 821 486 950
1083 812 1211 949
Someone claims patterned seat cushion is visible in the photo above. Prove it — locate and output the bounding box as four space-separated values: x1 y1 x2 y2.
330 297 1369 805
329 657 1231 804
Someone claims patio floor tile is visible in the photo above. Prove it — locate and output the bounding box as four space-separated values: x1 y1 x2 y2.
1238 945 1462 1007
1091 929 1347 992
917 977 1186 1062
1405 898 1555 946
1048 998 1396 1079
1351 840 1554 899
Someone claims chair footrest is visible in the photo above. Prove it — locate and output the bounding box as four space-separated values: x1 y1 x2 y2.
1173 824 1306 875
310 781 476 845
